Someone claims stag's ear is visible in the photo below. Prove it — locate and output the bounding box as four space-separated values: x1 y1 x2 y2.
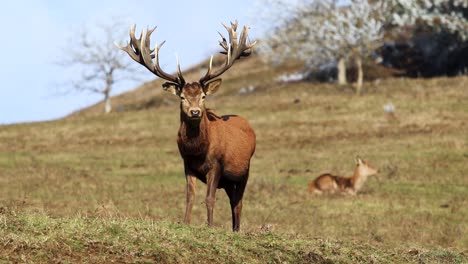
163 82 180 96
204 79 222 95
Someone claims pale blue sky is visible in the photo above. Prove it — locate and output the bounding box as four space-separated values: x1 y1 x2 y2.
0 0 260 124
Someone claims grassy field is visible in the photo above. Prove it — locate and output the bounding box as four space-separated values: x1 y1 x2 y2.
0 61 467 262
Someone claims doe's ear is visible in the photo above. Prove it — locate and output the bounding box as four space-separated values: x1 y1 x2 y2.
162 82 180 96
355 156 363 165
204 79 222 95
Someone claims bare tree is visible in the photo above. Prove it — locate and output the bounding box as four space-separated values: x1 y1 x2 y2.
59 18 143 113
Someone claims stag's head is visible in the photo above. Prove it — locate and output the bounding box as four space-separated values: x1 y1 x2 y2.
116 21 256 121
172 81 220 120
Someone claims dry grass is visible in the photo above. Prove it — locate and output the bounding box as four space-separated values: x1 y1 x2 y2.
0 64 467 262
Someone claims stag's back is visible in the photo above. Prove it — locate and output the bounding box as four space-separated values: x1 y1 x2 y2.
207 111 255 178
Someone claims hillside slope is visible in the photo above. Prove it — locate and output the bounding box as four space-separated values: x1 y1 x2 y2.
1 55 467 262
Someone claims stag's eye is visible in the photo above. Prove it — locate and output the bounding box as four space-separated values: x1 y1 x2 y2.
202 95 206 100
180 96 186 101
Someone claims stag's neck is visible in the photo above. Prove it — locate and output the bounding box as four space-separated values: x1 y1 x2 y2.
178 111 210 157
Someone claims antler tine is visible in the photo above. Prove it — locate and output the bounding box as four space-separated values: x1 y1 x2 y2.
224 22 238 51
176 54 185 84
116 25 185 88
151 40 185 86
238 26 250 55
218 32 229 52
114 25 140 63
140 28 156 70
145 26 158 59
199 21 256 85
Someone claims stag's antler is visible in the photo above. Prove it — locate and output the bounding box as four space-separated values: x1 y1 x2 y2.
115 25 185 89
199 21 257 86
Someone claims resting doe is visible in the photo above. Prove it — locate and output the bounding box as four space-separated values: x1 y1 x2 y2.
309 158 379 195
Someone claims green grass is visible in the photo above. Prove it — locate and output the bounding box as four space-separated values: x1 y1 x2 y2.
1 209 465 263
0 74 467 262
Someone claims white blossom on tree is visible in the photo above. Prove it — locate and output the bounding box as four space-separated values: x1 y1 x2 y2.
254 0 387 94
254 0 467 91
389 0 468 40
317 0 387 93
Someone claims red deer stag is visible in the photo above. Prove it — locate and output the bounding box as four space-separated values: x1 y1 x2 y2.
116 21 256 231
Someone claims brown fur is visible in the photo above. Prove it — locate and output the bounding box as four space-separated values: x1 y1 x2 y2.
117 22 256 231
309 158 378 195
177 82 255 231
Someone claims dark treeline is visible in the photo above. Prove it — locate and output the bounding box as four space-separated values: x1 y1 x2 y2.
380 31 468 78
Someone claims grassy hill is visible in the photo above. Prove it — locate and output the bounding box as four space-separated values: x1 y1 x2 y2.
1 210 464 263
1 56 467 262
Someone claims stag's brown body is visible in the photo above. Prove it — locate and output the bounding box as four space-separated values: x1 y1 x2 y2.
117 21 256 231
178 109 255 185
178 83 256 231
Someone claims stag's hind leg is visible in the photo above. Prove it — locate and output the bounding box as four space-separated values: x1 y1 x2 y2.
225 177 248 232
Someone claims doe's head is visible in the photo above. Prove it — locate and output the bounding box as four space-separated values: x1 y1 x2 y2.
355 157 379 177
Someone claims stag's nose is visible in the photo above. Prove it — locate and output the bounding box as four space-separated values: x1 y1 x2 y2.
190 110 201 117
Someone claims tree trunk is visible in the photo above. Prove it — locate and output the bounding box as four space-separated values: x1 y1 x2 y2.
104 89 112 113
104 73 113 113
337 57 347 85
355 56 363 95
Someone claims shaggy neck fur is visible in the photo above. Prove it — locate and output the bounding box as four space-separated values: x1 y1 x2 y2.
178 110 209 157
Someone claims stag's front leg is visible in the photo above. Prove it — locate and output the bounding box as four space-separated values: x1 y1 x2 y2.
205 164 221 227
184 169 197 224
